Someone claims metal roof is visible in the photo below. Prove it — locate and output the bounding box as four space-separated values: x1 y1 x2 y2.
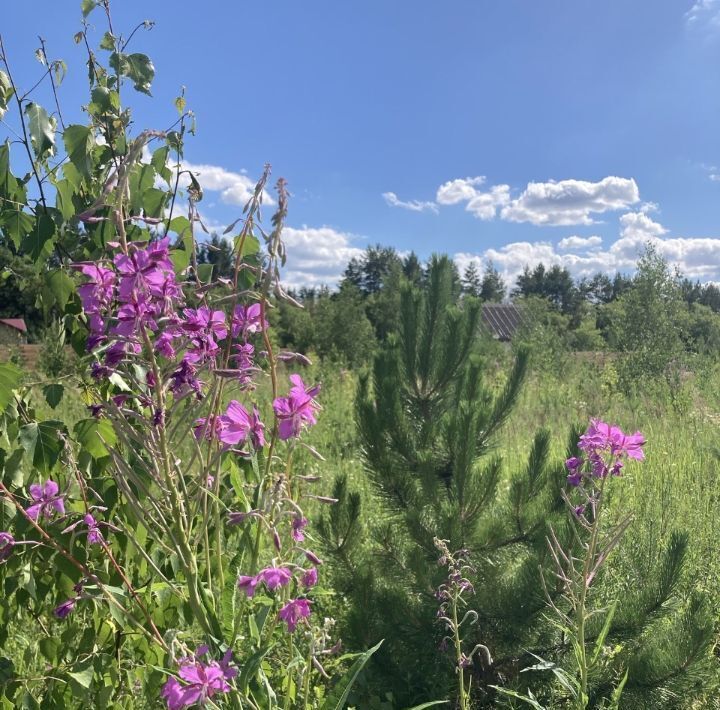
0 318 27 333
480 303 525 341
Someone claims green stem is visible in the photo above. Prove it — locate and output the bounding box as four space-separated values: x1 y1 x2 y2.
452 595 468 710
576 476 607 709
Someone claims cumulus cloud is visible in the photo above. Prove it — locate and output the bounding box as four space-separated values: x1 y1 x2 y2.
419 175 641 225
436 177 487 205
280 226 364 289
178 160 274 207
435 177 511 220
558 235 603 251
382 192 438 213
500 177 640 226
453 209 720 290
686 0 720 28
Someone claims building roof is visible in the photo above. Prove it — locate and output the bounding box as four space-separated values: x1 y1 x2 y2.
480 303 525 341
0 318 28 333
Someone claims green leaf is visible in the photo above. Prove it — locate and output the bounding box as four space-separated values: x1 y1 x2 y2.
196 263 213 284
174 95 186 115
54 178 75 220
170 248 190 273
47 269 75 311
43 384 64 409
99 31 116 51
0 362 22 411
81 0 98 17
320 640 383 710
109 52 155 95
239 644 275 693
591 600 618 666
19 420 66 473
74 418 116 459
89 86 120 114
142 187 168 217
67 663 94 689
24 102 56 157
39 637 59 663
0 70 13 120
2 448 25 488
235 234 261 258
63 124 95 181
490 687 546 709
21 213 56 262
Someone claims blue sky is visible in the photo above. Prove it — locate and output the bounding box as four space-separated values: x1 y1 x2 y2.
4 0 720 287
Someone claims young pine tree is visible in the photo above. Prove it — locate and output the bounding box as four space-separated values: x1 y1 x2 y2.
318 255 570 705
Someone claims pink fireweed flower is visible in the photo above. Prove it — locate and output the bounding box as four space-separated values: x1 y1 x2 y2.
249 406 266 449
217 401 252 446
26 480 65 521
278 598 312 632
161 649 236 710
301 567 318 588
231 303 268 339
258 566 293 590
0 532 14 562
273 375 321 440
579 420 646 461
291 515 308 542
182 307 228 342
567 420 646 486
76 264 115 317
62 514 105 545
237 575 261 598
193 415 225 441
217 401 265 449
53 597 77 619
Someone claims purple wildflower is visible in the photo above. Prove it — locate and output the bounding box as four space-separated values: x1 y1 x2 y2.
291 515 308 542
231 303 268 339
54 597 77 619
565 456 583 486
237 575 260 598
161 648 236 710
26 480 65 521
273 375 321 440
0 532 14 562
278 598 312 632
301 567 318 588
258 566 293 590
218 401 252 446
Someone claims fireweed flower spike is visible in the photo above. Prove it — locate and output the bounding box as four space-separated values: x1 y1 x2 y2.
161 648 237 710
26 480 65 521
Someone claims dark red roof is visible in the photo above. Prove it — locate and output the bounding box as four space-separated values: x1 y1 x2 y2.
0 318 27 333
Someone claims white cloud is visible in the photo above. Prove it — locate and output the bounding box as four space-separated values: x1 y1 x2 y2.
435 177 510 220
427 175 642 225
710 173 720 181
280 226 364 289
558 235 603 251
454 208 720 289
382 191 438 214
686 0 720 28
178 160 274 207
436 176 487 205
618 210 667 240
500 176 640 226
